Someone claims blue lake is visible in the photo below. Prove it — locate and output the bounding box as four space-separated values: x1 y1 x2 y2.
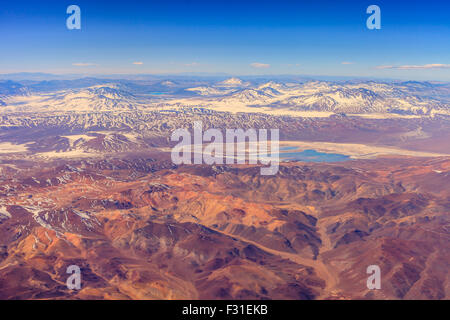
149 92 168 95
279 148 350 162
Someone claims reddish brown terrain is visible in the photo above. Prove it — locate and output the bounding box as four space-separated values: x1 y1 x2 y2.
0 154 448 300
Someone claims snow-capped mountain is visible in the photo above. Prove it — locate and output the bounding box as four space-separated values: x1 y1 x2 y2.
0 78 449 117
2 85 145 112
0 81 31 98
217 77 251 87
219 87 282 104
159 80 178 87
185 86 235 96
184 80 450 116
185 77 251 96
257 81 288 91
277 82 449 115
50 85 141 111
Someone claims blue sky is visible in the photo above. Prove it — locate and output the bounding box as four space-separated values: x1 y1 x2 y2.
0 0 449 80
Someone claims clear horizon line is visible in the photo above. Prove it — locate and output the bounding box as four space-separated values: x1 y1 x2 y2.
0 72 449 83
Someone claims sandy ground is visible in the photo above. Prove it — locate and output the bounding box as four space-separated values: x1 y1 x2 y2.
35 150 100 159
0 142 29 154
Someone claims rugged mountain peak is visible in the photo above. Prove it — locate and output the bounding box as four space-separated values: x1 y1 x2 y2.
218 77 248 87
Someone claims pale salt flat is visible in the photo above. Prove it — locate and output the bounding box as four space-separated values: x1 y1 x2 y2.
34 149 101 159
0 142 29 154
166 139 448 160
280 141 449 159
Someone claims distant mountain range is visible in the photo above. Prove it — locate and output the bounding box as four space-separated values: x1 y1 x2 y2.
1 77 449 116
